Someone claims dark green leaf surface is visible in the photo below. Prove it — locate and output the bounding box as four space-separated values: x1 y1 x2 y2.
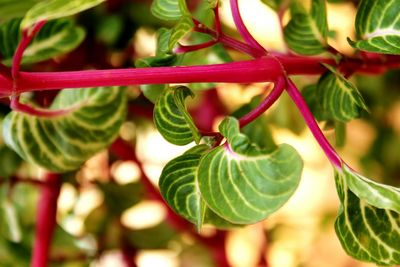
198 117 303 224
317 65 368 122
335 165 400 265
159 148 205 227
21 0 106 29
350 0 400 54
284 0 328 55
2 87 127 172
154 86 201 145
151 0 189 21
0 18 85 66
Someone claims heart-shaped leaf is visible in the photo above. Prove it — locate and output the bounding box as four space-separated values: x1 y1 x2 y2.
0 18 85 66
317 65 368 122
284 0 328 55
2 87 127 172
198 117 303 224
159 145 236 229
335 165 400 265
154 86 201 146
21 0 106 29
349 0 400 54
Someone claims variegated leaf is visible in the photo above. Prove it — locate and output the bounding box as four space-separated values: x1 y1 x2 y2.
317 65 368 122
197 117 303 224
335 165 400 265
284 0 328 55
21 0 105 29
151 0 189 21
159 145 235 229
2 87 127 172
153 86 201 146
349 0 400 54
0 18 85 66
169 15 194 50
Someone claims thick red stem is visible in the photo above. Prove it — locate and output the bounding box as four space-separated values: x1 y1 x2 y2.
31 173 62 267
0 56 335 95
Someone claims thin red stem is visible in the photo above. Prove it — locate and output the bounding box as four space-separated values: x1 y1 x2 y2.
239 76 285 128
192 18 263 57
31 172 62 267
10 95 77 117
285 78 342 168
174 40 218 54
12 21 46 80
229 0 267 55
214 0 222 34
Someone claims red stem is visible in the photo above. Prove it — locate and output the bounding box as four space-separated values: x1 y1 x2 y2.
12 21 46 80
239 76 285 127
1 56 333 95
229 0 267 55
285 79 342 168
174 40 218 54
31 173 62 267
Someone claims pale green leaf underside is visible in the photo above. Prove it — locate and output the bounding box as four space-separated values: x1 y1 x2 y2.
0 18 85 66
335 168 400 265
350 0 400 54
151 0 189 21
2 87 127 172
153 86 201 146
284 0 328 55
21 0 106 29
198 117 303 224
317 66 368 122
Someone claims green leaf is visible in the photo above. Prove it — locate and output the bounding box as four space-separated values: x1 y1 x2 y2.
151 0 189 21
98 182 143 215
135 54 177 68
0 198 22 243
169 15 194 50
2 87 127 172
0 18 85 66
260 0 284 11
0 0 40 21
159 145 236 229
349 0 400 54
317 65 368 122
0 146 22 178
284 0 328 55
197 117 303 224
334 165 400 265
153 86 201 146
21 0 106 29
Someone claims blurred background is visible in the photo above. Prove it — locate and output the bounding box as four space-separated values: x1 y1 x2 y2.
0 0 399 266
